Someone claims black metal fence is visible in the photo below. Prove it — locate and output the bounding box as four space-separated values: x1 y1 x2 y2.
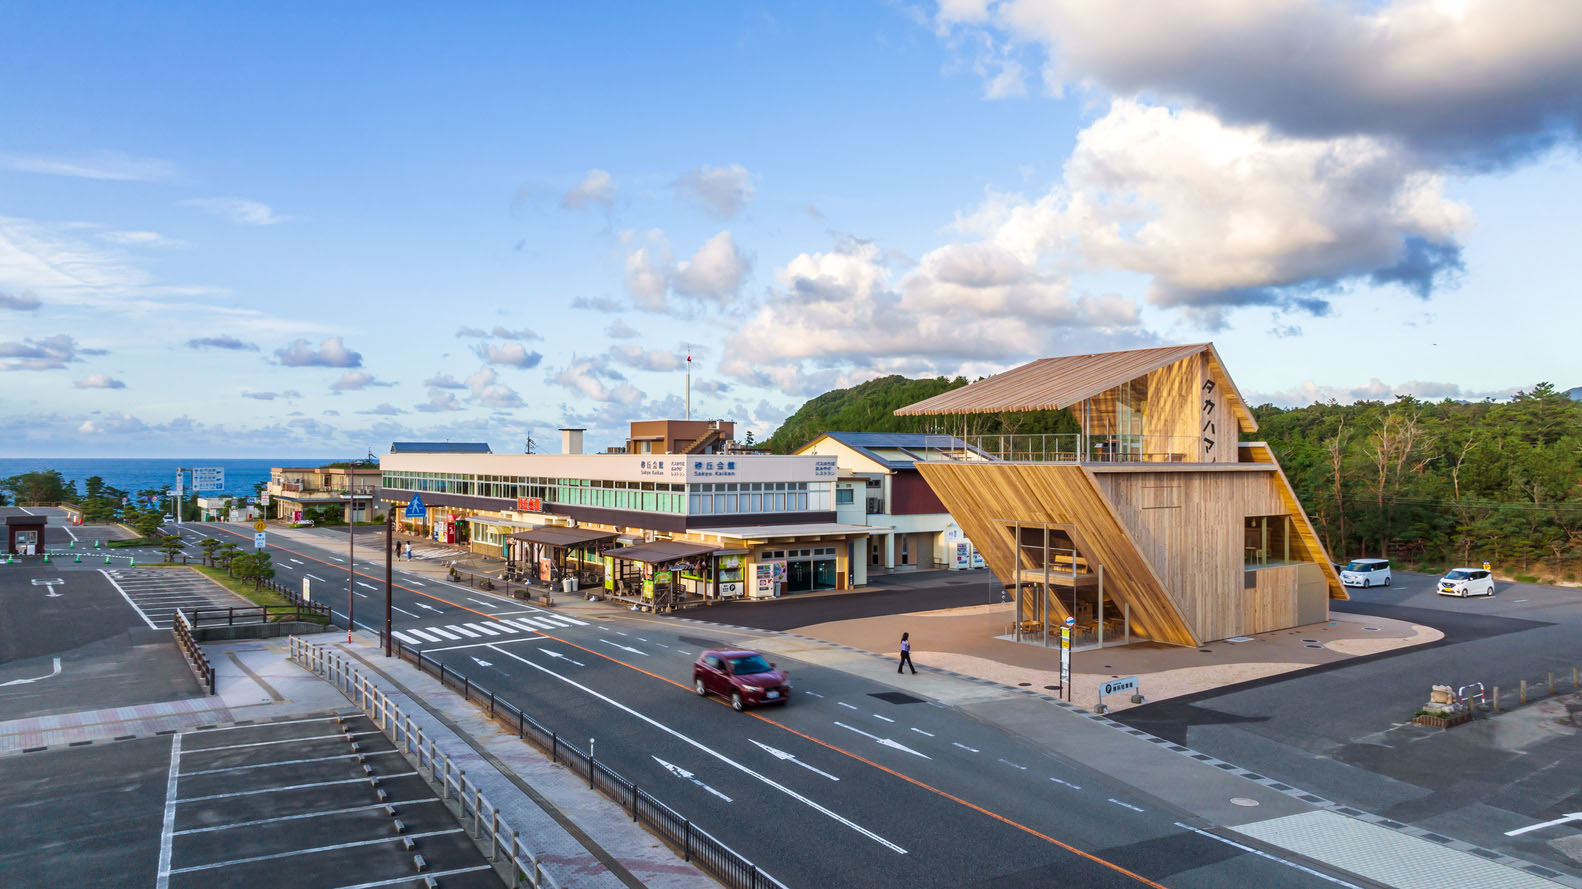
184 604 327 627
395 641 789 889
171 610 216 694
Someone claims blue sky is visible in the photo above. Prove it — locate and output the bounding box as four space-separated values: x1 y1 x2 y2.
3 1 1579 456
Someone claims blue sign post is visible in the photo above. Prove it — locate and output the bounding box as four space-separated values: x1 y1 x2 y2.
404 495 427 518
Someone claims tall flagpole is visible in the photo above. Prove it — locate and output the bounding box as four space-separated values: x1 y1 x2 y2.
686 353 691 420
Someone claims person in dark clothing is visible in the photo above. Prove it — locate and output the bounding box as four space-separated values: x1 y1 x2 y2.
897 632 916 674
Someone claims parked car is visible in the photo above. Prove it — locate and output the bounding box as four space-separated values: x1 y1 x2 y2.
1437 568 1495 597
1339 558 1392 588
693 650 790 711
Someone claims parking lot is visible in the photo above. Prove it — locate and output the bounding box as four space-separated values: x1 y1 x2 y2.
101 567 256 630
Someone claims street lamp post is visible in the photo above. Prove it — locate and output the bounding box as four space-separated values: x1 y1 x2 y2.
384 507 393 657
347 491 355 645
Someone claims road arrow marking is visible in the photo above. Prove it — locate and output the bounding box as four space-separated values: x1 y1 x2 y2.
652 755 733 802
0 657 62 687
599 639 648 656
470 657 494 668
538 648 585 667
467 598 498 608
833 722 931 759
749 739 839 781
416 603 441 612
1506 813 1582 836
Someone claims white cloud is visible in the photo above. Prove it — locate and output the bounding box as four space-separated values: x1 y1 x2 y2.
1 151 179 181
423 372 467 390
1249 378 1524 407
473 341 543 368
464 365 525 408
0 290 40 311
187 335 258 351
358 402 406 416
605 319 641 339
676 164 755 217
455 325 488 338
416 389 464 412
99 230 185 248
274 336 363 368
182 197 288 226
329 371 395 392
77 412 148 434
623 230 750 312
940 0 1582 164
610 345 685 372
74 374 126 389
547 356 643 405
0 334 107 371
490 326 539 340
563 169 616 210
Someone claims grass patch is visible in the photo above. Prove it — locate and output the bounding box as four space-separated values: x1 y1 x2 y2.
107 537 161 548
131 563 328 623
1513 574 1540 584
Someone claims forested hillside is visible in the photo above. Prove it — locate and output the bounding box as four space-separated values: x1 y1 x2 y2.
1255 382 1581 581
768 375 1582 582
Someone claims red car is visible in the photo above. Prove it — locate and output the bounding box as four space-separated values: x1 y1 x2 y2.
692 650 790 710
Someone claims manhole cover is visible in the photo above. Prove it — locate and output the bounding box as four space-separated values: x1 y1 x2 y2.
1043 685 1060 690
1363 627 1380 631
1230 797 1260 807
1304 643 1324 649
1018 682 1032 686
1300 639 1319 643
869 691 927 705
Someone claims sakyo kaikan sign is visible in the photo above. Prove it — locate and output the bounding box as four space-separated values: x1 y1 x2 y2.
690 458 738 478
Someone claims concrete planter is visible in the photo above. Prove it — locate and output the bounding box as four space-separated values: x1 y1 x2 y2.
1412 711 1473 729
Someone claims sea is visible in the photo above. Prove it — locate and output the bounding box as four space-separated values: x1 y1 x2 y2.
0 458 341 500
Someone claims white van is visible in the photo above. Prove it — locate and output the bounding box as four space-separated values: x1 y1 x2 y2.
1340 558 1392 588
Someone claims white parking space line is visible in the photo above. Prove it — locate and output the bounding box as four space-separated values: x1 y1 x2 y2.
326 866 494 889
99 569 159 630
154 733 182 889
173 772 419 804
166 828 463 874
187 731 381 753
488 645 908 854
173 798 443 835
180 749 400 777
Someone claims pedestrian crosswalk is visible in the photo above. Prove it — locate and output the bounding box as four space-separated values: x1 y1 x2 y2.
390 612 588 646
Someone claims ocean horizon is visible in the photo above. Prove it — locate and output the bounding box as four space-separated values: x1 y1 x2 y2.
0 457 348 499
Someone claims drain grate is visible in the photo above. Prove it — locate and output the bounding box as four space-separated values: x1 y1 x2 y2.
869 691 928 705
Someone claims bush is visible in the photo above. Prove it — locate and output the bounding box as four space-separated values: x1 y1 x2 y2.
1514 574 1540 584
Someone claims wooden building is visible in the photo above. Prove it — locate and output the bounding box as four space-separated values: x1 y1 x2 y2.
896 343 1345 648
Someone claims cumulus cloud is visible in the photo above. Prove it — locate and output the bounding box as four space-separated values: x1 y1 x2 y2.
1250 378 1524 407
464 365 525 408
182 197 288 225
358 402 406 416
415 389 464 412
77 412 148 434
187 335 258 351
490 326 539 340
610 345 685 372
329 371 395 392
74 374 126 389
0 334 106 371
547 356 643 405
622 230 750 311
455 325 488 338
676 164 755 217
274 336 363 368
473 341 543 368
570 295 624 312
941 0 1582 165
0 290 41 311
605 319 641 339
1 151 179 182
562 169 616 210
424 373 466 390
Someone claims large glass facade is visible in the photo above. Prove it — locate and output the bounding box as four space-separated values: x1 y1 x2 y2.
382 471 830 517
1081 378 1148 460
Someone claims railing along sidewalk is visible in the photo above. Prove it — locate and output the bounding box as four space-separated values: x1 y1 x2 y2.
287 638 565 889
171 609 216 695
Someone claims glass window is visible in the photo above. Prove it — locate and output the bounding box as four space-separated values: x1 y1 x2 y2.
797 493 807 511
776 493 786 511
726 494 738 513
713 494 725 513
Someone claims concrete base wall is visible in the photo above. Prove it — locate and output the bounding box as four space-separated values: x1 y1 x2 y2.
192 621 332 642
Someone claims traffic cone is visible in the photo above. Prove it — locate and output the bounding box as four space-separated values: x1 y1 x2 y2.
69 540 76 549
128 557 136 567
94 539 101 549
104 555 111 563
42 553 50 563
74 554 81 563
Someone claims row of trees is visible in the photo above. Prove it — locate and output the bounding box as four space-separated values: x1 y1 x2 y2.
190 536 276 588
1257 383 1582 580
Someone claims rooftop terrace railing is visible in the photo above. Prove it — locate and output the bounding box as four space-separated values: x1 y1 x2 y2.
919 433 1209 464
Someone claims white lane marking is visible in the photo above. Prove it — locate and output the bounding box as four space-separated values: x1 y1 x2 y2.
0 657 63 686
98 569 159 629
154 733 182 889
872 714 895 723
998 758 1028 770
446 625 480 638
804 691 824 698
406 629 441 643
353 591 368 598
833 722 931 759
952 742 980 753
909 727 935 737
1108 798 1144 812
488 646 907 854
837 701 859 710
637 637 648 642
466 597 498 609
306 574 326 582
750 739 840 781
289 558 304 565
166 828 463 874
599 638 647 656
616 631 629 636
1173 822 1365 889
490 622 520 634
57 519 78 542
464 622 501 636
424 627 461 640
407 580 425 587
391 605 420 618
652 755 733 802
415 602 442 613
1050 777 1082 790
654 642 670 649
356 581 378 590
174 798 443 835
1506 813 1582 836
329 556 344 562
172 772 419 803
556 613 589 626
505 619 548 633
538 648 586 667
391 631 420 645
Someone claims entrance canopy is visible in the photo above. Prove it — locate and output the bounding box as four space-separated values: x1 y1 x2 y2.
508 527 618 549
609 540 717 564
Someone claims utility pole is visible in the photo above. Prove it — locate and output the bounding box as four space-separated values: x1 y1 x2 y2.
685 352 691 420
347 490 355 644
384 507 393 657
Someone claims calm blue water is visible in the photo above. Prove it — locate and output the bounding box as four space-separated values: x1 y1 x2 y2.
0 458 340 500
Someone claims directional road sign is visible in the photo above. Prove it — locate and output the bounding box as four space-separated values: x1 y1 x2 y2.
191 467 225 491
404 495 427 518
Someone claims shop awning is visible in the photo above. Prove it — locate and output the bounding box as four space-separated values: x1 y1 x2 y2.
608 540 718 564
508 527 619 548
463 516 543 530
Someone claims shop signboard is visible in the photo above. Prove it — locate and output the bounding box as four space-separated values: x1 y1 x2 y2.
719 581 743 597
515 497 542 512
539 557 553 582
603 556 615 591
293 509 303 523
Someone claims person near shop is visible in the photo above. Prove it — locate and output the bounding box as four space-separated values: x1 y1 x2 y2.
897 632 916 675
404 541 413 560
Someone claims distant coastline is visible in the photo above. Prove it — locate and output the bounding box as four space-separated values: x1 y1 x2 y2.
0 457 342 499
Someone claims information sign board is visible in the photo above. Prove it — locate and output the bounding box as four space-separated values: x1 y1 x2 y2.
254 532 267 549
1059 626 1071 696
191 467 225 491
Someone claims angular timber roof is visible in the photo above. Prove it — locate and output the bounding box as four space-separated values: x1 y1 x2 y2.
895 342 1256 433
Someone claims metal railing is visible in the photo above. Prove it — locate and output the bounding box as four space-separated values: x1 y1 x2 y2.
183 605 327 627
394 640 790 889
171 610 216 695
919 433 1209 464
288 638 565 889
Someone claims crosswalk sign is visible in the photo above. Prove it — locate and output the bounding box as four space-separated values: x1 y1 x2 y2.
404 495 427 518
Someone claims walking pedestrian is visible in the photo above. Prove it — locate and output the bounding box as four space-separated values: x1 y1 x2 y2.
404 541 413 560
897 632 916 675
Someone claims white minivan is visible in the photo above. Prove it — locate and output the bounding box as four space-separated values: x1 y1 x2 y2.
1340 558 1392 588
1437 568 1495 597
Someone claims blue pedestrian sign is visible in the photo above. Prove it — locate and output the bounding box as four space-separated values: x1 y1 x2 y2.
404 495 427 518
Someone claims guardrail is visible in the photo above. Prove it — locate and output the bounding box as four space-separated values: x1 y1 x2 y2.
919 433 1206 464
394 640 790 889
171 610 216 695
184 605 327 627
288 638 565 889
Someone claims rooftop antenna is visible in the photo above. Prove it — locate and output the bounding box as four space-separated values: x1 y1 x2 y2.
683 346 694 420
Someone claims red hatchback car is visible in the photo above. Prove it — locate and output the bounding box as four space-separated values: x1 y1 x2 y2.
692 650 790 710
